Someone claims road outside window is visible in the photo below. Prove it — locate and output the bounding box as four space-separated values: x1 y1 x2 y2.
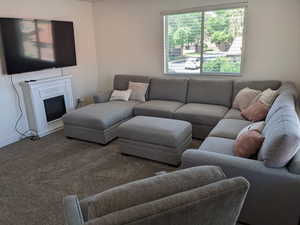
164 7 245 75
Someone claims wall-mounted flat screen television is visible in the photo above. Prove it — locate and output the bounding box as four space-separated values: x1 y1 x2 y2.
0 18 77 75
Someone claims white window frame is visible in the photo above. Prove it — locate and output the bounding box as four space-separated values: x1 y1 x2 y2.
163 3 248 76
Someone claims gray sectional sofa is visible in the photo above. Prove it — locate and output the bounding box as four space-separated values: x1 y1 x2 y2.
63 74 300 225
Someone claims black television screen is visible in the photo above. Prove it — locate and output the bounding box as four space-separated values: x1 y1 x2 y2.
0 18 77 74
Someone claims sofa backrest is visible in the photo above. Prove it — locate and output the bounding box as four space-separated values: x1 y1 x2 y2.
187 79 233 107
233 80 281 99
114 74 151 100
114 74 151 90
265 92 295 122
149 78 188 103
259 93 300 168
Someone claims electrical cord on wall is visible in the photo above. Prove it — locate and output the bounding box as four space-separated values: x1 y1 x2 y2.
10 75 39 141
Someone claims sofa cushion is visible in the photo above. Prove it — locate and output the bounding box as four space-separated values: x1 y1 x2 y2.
209 119 251 140
134 100 184 118
174 103 228 126
187 79 233 107
63 101 138 130
258 106 300 168
118 116 192 147
199 137 235 156
224 109 245 120
88 166 226 219
114 74 150 90
233 80 281 99
149 78 188 103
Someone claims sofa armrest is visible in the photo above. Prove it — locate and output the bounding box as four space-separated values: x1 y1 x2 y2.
182 149 300 225
63 195 84 225
182 149 299 179
93 90 113 103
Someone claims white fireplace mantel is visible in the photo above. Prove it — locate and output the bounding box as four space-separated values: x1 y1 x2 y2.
20 75 74 137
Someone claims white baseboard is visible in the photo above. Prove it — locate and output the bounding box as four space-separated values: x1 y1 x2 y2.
0 134 22 148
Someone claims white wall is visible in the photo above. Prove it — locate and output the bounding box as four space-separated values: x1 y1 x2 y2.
0 0 98 147
93 0 300 90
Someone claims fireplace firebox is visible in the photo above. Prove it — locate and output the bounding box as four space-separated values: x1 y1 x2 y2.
43 95 67 122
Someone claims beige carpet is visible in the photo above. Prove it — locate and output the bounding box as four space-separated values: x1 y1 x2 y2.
0 131 200 225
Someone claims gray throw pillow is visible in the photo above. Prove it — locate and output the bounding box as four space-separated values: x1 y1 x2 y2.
109 89 132 101
128 82 149 102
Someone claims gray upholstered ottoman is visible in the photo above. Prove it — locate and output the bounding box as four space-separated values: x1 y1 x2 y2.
117 116 192 166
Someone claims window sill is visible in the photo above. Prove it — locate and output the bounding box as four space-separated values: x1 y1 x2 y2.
164 72 242 77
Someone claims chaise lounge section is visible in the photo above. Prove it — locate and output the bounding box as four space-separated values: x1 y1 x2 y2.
63 75 150 144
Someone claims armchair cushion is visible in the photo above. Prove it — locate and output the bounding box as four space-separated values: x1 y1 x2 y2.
87 177 249 225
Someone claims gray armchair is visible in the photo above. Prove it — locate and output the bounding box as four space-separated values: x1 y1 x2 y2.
63 166 249 225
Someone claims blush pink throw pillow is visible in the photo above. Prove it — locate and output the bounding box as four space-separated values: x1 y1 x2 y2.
232 88 262 110
234 130 265 158
241 101 269 122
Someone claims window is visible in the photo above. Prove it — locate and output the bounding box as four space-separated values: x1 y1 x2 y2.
164 5 246 75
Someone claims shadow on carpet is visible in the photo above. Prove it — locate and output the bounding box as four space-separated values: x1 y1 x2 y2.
0 131 200 225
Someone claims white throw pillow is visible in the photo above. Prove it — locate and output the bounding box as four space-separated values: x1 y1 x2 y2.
110 89 132 101
233 87 262 110
259 88 279 107
237 121 266 139
128 82 149 102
